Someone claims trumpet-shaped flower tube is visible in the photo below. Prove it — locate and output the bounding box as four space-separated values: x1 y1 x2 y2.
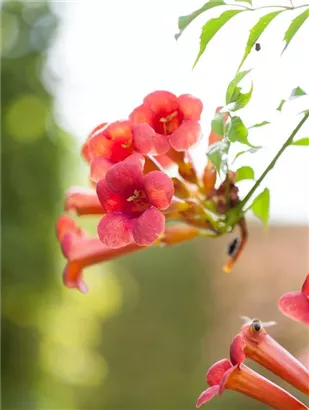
57 215 202 293
230 318 309 395
56 215 141 293
64 186 104 215
278 274 309 326
196 359 308 409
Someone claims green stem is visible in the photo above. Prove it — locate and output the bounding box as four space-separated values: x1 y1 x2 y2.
240 112 309 209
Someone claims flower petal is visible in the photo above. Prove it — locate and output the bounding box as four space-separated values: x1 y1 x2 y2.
81 138 93 163
143 171 174 210
152 133 170 155
105 162 144 196
88 122 109 139
82 122 108 162
301 274 309 298
96 179 127 213
196 386 219 408
103 120 132 141
88 131 112 157
278 291 309 326
144 90 178 115
97 213 133 248
218 364 237 395
63 263 88 294
88 122 132 162
132 123 155 154
206 359 232 387
60 232 76 258
90 157 113 183
230 334 246 366
132 208 165 246
177 94 203 120
123 153 145 170
169 120 201 151
56 215 83 242
129 104 154 126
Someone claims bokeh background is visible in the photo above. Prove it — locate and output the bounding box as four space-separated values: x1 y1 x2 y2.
1 1 308 410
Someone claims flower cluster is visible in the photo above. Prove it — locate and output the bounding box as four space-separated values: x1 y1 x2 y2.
197 316 309 409
56 90 309 409
57 90 250 292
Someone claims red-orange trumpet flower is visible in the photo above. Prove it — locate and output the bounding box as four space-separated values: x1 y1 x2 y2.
278 274 309 326
196 358 307 409
56 215 200 293
230 317 309 395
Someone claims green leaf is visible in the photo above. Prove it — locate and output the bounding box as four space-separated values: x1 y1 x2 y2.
235 165 255 182
276 99 286 111
225 70 253 111
290 86 307 98
292 137 309 146
211 112 226 137
277 87 307 111
236 0 252 4
282 8 309 54
248 121 270 128
175 0 226 40
233 146 261 162
226 70 251 104
230 83 253 111
207 140 229 172
251 188 270 227
228 116 254 146
194 9 244 67
237 10 283 71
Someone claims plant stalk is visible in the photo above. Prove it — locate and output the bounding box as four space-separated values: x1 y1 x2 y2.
227 112 309 226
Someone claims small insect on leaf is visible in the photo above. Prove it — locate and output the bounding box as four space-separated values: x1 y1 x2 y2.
237 10 283 71
227 237 239 256
255 42 261 51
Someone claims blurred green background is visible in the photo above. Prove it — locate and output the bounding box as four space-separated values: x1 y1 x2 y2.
1 1 308 410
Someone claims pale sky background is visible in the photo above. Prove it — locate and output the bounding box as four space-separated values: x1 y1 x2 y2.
47 0 309 225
